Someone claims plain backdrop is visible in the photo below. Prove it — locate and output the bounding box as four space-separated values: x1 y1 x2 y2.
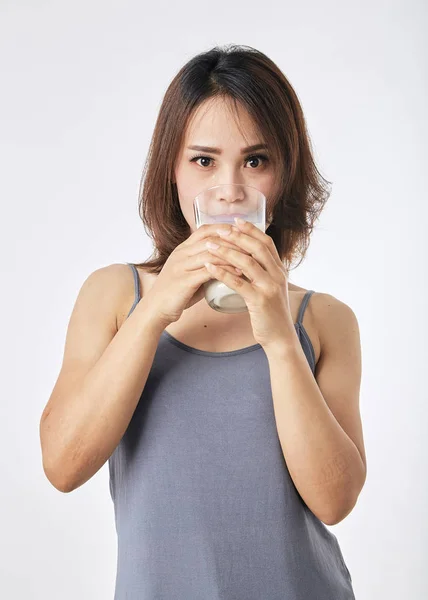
2 1 427 598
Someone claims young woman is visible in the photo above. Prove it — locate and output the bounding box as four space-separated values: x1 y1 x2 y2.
40 44 366 599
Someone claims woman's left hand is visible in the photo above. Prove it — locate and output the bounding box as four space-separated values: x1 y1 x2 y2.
204 218 297 351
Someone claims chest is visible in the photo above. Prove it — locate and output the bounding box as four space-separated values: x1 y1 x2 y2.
164 316 260 353
120 268 321 365
163 291 321 365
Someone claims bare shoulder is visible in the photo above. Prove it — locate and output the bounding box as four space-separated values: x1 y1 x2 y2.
291 288 360 368
289 282 358 324
309 291 362 397
83 262 143 332
41 263 135 419
78 262 130 307
112 263 149 330
309 291 361 350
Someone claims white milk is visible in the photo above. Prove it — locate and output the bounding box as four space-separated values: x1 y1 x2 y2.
204 221 264 313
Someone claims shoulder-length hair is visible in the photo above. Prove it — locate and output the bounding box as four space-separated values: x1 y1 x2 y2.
134 44 331 274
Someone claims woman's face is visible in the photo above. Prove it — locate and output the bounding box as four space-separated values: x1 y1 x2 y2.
173 96 276 233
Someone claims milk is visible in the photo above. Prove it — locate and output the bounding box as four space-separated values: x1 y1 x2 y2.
204 221 264 313
193 184 267 314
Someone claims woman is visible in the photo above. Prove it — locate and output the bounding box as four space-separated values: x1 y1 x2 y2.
40 44 366 599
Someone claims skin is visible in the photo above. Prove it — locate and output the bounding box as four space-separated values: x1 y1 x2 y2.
40 94 366 518
152 94 288 332
166 95 367 524
135 93 294 346
173 95 275 234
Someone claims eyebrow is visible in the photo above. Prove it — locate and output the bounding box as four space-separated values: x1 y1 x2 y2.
187 143 268 155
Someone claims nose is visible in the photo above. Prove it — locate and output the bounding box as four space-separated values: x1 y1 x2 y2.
214 183 246 205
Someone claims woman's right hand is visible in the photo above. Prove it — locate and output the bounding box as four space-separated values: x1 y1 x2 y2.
143 224 250 327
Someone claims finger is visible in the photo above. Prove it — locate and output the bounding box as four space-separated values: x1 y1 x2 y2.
186 235 252 258
206 242 269 286
184 248 245 272
204 262 256 301
221 264 243 276
180 223 238 248
225 220 284 270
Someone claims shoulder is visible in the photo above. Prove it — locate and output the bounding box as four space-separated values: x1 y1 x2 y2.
84 262 135 291
310 292 360 347
287 285 360 365
294 289 360 363
289 283 358 324
82 263 141 332
308 291 361 381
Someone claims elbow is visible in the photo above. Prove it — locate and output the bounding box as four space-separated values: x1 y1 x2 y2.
321 476 366 526
318 495 356 526
322 503 354 526
40 417 77 493
43 462 75 493
42 455 77 493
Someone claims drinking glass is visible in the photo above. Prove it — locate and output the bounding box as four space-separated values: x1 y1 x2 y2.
193 183 266 313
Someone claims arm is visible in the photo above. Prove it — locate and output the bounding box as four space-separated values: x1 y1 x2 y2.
39 264 166 493
264 293 366 526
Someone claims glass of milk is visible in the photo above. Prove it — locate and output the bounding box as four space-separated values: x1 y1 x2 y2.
193 183 266 314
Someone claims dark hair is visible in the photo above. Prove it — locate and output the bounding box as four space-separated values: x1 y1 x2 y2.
134 44 331 274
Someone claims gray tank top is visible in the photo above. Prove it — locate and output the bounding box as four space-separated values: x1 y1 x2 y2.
108 262 355 599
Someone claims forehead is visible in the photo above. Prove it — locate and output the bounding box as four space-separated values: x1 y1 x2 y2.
183 96 260 146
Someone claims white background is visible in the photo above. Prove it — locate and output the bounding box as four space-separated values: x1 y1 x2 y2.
2 1 427 598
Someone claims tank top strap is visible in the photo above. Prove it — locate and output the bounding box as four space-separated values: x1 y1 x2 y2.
296 290 315 325
126 263 141 317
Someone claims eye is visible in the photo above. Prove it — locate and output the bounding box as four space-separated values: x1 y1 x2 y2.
190 155 213 168
245 154 268 169
189 154 269 169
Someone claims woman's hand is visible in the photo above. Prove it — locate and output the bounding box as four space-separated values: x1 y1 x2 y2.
205 218 297 352
141 223 253 328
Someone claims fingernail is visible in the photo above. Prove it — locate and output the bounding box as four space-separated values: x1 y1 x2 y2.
234 217 246 225
206 241 220 249
216 228 231 236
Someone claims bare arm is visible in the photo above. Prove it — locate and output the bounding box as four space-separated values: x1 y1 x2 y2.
265 294 366 525
39 264 166 493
